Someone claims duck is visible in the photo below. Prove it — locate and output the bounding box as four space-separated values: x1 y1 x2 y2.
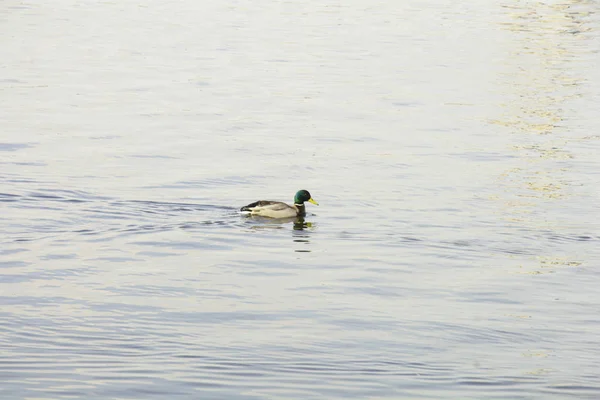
240 189 318 218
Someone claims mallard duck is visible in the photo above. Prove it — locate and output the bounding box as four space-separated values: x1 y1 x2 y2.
240 189 318 218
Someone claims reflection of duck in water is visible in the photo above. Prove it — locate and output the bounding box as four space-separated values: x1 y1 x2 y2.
240 190 318 218
293 217 312 231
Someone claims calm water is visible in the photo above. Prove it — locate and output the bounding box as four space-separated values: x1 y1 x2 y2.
2 1 600 399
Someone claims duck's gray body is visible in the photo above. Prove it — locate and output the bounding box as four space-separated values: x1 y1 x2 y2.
240 190 317 219
240 200 305 219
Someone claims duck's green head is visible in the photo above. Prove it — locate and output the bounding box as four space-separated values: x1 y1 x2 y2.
294 190 318 206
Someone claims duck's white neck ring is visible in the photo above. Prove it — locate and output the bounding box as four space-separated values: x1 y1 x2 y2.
294 203 305 207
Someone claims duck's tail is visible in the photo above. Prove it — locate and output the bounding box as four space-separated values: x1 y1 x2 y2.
240 201 262 212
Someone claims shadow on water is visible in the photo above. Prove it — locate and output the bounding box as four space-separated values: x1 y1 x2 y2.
241 215 317 252
292 218 315 253
241 215 314 230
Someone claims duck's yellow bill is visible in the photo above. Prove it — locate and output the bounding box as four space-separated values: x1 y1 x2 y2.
308 198 319 205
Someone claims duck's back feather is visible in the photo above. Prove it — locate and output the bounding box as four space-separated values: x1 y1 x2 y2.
240 200 276 212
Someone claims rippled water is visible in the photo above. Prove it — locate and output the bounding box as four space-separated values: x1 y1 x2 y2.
2 1 600 399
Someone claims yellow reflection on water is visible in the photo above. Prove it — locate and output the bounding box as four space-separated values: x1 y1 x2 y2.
515 255 582 275
493 1 592 213
492 1 592 271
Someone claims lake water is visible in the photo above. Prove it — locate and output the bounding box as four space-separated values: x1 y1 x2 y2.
2 1 600 399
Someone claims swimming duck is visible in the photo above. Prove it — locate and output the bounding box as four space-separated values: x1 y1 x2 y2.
240 189 318 219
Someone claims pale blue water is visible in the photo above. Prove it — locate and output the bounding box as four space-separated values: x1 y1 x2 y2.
2 1 600 399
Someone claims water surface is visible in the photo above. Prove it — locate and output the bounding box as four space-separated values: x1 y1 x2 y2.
2 1 600 399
